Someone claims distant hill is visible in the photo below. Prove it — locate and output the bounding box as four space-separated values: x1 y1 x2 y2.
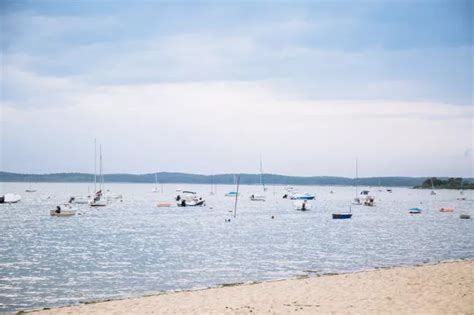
414 177 474 190
2 171 472 187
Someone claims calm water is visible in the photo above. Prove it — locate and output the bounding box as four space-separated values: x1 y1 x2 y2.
0 183 473 312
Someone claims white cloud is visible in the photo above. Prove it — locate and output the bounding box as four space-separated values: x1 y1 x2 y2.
1 74 472 176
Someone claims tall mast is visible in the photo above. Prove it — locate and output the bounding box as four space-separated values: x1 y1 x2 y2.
94 138 97 192
355 158 358 197
259 155 266 191
99 144 103 190
233 176 240 218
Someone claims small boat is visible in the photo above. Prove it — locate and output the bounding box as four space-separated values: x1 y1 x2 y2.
177 198 205 207
332 213 352 219
157 202 172 207
250 193 266 201
294 200 311 211
460 214 471 219
50 204 76 217
90 199 107 207
89 189 107 207
176 191 205 207
290 193 315 200
386 189 392 193
69 195 89 204
332 205 352 219
0 193 21 204
409 207 422 214
152 173 159 192
430 178 437 195
354 190 375 206
25 182 36 193
439 207 454 213
225 191 239 197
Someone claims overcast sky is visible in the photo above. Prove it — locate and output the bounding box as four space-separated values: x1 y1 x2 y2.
1 0 472 177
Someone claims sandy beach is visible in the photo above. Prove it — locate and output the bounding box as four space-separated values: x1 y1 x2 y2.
30 260 473 314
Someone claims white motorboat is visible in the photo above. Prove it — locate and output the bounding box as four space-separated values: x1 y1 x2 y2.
354 190 375 206
290 193 315 200
0 193 22 204
176 191 205 207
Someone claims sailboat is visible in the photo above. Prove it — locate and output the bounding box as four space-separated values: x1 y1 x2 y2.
353 158 362 205
332 207 352 219
352 159 375 206
430 178 437 195
152 173 159 192
209 174 215 195
90 142 107 207
225 174 239 197
251 157 266 201
25 181 36 193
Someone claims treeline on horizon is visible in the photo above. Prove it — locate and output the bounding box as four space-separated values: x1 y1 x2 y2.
1 171 473 187
414 177 474 190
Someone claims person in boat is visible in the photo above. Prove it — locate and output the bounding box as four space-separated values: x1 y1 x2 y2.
282 194 288 199
55 205 61 214
176 195 181 201
180 199 186 207
69 197 75 203
302 200 306 211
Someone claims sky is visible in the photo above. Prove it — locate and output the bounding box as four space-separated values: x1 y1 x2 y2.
0 0 472 177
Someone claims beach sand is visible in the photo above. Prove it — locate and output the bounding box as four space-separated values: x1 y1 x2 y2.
31 260 473 314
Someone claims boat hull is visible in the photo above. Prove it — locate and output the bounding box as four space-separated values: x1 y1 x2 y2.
50 210 76 217
332 213 352 219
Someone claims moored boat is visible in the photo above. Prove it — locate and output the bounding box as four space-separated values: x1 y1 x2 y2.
250 193 266 201
439 207 454 213
0 193 22 204
50 204 76 217
290 193 315 200
332 213 352 219
294 200 311 211
409 207 422 214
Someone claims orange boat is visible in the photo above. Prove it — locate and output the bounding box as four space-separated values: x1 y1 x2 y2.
157 202 172 207
439 207 454 213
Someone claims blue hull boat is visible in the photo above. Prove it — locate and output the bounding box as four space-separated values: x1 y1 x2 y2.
332 213 352 219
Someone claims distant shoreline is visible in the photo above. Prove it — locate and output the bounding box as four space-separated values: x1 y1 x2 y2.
28 259 474 315
2 171 473 187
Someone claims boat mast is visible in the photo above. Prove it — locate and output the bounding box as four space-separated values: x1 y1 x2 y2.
99 144 103 191
259 155 266 191
233 175 240 218
355 158 359 197
94 138 97 193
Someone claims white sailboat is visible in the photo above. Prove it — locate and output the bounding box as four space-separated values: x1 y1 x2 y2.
430 178 437 195
352 159 375 206
90 141 107 207
25 181 36 193
152 173 159 193
353 158 362 205
250 156 266 201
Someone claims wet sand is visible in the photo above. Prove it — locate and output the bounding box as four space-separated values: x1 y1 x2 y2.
31 260 473 314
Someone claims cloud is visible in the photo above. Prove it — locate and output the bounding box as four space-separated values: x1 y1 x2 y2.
1 78 472 176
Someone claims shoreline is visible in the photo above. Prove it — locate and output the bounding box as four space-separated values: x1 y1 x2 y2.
26 259 474 314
